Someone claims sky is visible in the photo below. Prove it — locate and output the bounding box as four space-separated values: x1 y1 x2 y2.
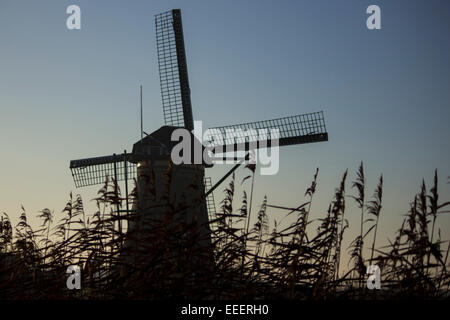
1 0 449 268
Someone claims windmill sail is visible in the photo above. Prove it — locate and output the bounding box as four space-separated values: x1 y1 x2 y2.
205 111 328 153
204 177 217 221
155 9 194 131
70 153 137 188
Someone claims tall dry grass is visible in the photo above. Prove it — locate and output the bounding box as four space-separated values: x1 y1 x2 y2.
0 163 449 299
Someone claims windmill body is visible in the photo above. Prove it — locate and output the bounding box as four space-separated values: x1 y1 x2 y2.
126 126 212 253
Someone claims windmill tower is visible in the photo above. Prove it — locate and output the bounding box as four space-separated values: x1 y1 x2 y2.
69 9 328 261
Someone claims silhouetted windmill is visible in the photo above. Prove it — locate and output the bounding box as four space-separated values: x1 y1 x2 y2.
69 9 328 246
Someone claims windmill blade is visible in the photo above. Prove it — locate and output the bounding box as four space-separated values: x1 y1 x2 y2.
155 9 194 131
204 177 217 222
70 153 137 188
205 111 328 154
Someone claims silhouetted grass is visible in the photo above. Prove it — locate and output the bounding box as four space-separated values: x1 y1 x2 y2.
0 162 449 300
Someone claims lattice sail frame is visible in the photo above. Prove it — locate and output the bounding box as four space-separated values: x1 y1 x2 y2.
203 177 217 221
70 154 137 188
205 111 328 152
155 9 194 131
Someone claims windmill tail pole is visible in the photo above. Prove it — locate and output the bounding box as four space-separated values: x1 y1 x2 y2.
204 152 250 199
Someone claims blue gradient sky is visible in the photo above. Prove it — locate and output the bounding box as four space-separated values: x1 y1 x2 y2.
1 0 449 265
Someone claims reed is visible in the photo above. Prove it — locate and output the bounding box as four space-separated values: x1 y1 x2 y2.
0 165 449 299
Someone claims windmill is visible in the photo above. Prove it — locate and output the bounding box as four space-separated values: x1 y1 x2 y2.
69 9 328 251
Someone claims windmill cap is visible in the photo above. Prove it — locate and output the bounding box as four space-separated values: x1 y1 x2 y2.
132 126 213 167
